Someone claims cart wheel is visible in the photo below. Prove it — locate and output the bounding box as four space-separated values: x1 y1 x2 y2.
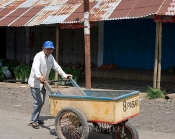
112 121 139 139
55 107 89 139
93 122 113 134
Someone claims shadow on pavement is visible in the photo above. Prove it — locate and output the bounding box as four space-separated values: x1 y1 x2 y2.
40 115 55 121
40 124 113 139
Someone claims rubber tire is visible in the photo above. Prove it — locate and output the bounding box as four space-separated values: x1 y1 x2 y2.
112 121 139 139
93 122 113 134
55 107 89 139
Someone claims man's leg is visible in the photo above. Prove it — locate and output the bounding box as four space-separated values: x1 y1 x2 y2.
36 87 46 121
30 87 43 123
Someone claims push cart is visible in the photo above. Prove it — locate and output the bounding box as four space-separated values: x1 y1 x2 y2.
48 79 140 139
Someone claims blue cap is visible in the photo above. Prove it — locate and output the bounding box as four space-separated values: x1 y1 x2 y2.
43 41 55 49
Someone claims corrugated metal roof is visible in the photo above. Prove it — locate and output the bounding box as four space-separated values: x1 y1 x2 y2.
0 0 174 27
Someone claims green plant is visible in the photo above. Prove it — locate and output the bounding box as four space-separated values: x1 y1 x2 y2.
62 67 80 83
14 65 22 80
14 64 31 81
49 69 55 80
23 64 32 81
146 86 165 99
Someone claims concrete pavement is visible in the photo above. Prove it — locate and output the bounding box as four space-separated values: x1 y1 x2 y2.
0 109 175 139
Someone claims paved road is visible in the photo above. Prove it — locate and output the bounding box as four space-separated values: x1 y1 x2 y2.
1 109 175 139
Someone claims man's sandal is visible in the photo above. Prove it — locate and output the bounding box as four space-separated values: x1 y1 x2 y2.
29 122 40 129
38 120 44 124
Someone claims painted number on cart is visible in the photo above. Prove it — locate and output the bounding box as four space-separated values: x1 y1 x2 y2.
123 99 139 112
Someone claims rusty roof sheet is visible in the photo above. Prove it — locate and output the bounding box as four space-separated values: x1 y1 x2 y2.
0 0 174 27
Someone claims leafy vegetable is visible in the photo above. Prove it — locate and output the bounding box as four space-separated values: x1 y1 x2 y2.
14 64 31 81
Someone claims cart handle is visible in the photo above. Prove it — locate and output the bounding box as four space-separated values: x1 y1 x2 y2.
69 78 87 96
50 78 87 96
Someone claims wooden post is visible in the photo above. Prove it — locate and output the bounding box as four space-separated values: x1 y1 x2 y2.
84 0 91 89
157 22 162 89
55 24 59 87
153 22 159 88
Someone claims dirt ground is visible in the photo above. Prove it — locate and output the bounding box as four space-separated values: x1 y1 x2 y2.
0 78 175 136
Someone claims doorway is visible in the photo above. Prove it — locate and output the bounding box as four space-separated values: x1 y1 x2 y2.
0 27 6 59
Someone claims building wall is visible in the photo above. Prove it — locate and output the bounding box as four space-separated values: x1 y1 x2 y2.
104 19 175 70
162 23 175 70
104 19 155 70
6 28 16 60
6 20 175 71
6 25 98 66
59 27 98 65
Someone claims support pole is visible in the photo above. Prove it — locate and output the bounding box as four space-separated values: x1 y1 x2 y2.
157 22 162 89
153 22 159 88
84 0 91 89
55 24 59 87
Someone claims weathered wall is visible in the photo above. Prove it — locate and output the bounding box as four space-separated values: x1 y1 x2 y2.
6 24 98 66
